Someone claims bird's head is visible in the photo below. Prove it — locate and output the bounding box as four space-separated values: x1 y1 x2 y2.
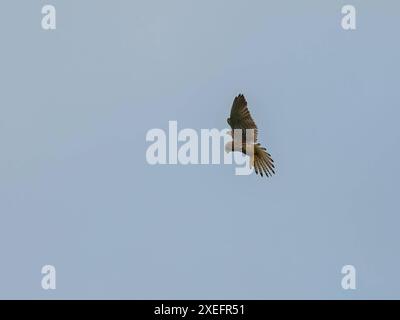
224 141 233 153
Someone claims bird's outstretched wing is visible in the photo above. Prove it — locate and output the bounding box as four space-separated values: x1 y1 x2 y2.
254 143 275 177
227 94 258 142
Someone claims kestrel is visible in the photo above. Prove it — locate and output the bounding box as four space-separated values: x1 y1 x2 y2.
225 94 275 177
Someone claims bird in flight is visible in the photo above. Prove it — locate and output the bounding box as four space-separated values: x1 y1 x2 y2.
225 94 275 177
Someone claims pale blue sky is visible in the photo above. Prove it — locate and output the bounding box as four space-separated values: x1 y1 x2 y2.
1 0 400 299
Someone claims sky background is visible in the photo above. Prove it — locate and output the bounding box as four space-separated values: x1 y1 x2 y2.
1 0 400 299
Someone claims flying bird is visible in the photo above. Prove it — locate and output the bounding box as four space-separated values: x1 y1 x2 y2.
225 94 275 177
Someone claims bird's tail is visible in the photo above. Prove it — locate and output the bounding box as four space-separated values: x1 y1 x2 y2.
253 143 275 177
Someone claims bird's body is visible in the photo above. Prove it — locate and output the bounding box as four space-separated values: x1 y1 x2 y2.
225 94 275 177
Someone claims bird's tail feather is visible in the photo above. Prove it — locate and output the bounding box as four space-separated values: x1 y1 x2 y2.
253 143 275 177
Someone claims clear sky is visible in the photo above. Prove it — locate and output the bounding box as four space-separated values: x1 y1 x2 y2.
1 0 400 299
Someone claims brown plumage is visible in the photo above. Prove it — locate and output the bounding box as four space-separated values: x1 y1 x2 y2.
226 94 275 177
